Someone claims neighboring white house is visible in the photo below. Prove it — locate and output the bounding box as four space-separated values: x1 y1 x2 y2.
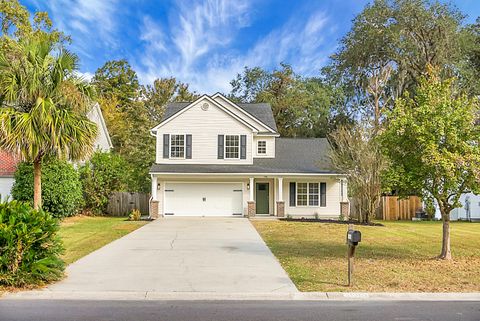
0 102 113 200
86 102 113 152
434 193 480 221
149 93 349 218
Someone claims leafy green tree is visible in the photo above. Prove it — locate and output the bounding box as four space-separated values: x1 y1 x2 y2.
142 77 199 123
327 0 467 123
93 60 153 192
381 70 480 260
0 0 68 45
230 64 341 137
330 124 388 223
0 35 97 209
12 160 83 218
92 60 140 103
79 151 128 214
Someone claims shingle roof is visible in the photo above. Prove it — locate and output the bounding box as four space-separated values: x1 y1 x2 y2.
150 138 339 174
161 101 278 132
237 103 278 132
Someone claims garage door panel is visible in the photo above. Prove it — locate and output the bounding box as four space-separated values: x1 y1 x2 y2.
164 183 243 216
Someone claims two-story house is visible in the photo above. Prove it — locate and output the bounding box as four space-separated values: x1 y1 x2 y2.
149 93 349 218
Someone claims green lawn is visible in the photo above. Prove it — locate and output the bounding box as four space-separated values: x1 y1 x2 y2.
0 216 147 296
59 216 148 264
252 220 480 292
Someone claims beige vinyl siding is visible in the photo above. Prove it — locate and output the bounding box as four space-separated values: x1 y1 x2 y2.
253 136 275 158
283 178 341 218
156 99 253 164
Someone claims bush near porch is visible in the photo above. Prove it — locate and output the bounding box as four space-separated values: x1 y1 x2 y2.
252 220 480 292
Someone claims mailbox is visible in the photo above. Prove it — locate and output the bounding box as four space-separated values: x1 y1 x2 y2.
346 230 361 246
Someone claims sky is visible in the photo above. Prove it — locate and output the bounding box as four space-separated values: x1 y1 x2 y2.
24 0 480 94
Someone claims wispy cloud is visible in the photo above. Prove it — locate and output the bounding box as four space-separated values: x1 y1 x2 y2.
26 0 120 52
136 2 334 93
26 0 337 93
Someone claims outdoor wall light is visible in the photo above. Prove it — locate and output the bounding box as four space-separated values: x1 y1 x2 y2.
157 183 161 190
247 183 250 190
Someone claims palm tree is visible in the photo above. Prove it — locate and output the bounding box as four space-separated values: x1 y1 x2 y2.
0 34 98 209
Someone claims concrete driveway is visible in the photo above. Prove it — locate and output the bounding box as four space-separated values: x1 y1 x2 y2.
47 218 297 293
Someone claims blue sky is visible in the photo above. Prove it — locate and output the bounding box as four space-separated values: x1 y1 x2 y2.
24 0 480 93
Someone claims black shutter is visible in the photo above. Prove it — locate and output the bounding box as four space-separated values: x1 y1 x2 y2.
163 134 170 159
240 135 246 159
186 134 192 159
289 182 296 207
320 182 326 207
218 135 224 159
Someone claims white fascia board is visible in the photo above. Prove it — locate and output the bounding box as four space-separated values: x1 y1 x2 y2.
150 171 345 177
211 93 278 134
151 95 259 133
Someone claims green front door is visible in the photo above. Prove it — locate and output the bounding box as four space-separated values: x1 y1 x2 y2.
256 183 269 214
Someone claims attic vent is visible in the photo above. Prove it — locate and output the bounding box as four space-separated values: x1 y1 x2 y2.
201 103 209 111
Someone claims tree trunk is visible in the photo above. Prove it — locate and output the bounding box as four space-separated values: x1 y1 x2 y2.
439 208 452 260
33 159 42 210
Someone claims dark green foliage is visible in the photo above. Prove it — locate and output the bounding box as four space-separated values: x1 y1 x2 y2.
11 160 83 218
0 200 64 287
229 64 348 137
79 151 128 214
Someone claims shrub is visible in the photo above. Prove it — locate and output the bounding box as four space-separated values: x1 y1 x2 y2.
79 151 128 215
11 159 83 218
128 208 141 221
0 200 64 287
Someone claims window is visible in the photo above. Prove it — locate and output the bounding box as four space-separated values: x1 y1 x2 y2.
257 141 266 154
297 183 308 206
309 183 319 206
170 134 185 158
225 135 239 159
296 182 323 207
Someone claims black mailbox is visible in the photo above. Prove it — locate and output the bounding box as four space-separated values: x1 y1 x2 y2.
346 230 361 246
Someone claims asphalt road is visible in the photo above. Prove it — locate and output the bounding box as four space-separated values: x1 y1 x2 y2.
1 300 479 321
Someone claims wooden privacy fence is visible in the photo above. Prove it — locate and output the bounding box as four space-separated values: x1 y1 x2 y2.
378 196 422 220
106 192 150 216
349 195 422 221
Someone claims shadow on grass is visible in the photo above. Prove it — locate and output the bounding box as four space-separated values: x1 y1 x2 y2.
269 239 433 260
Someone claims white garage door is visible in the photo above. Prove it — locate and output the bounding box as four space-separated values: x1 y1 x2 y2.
164 182 243 216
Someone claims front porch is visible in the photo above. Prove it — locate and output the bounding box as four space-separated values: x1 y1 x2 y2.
149 174 349 219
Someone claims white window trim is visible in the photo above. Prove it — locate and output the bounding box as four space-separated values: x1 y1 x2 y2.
295 182 321 207
224 134 240 159
170 134 186 159
257 140 267 155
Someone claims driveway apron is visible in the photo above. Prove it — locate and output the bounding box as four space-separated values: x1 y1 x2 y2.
47 218 297 293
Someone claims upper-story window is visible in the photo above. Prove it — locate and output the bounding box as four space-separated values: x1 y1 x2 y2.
170 134 185 158
225 135 239 159
257 141 266 154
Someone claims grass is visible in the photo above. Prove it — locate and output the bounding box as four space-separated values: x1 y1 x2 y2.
252 220 480 292
59 215 148 264
0 215 147 296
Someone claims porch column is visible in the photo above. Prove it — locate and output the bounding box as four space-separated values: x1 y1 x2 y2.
278 177 283 201
247 177 255 217
150 175 159 219
276 177 285 217
249 177 254 201
151 175 158 201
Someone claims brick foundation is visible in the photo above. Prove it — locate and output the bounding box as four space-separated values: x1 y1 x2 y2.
276 201 285 217
150 200 159 219
340 201 349 220
247 201 256 218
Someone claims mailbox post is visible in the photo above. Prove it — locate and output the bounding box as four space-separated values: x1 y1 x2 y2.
346 224 361 287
